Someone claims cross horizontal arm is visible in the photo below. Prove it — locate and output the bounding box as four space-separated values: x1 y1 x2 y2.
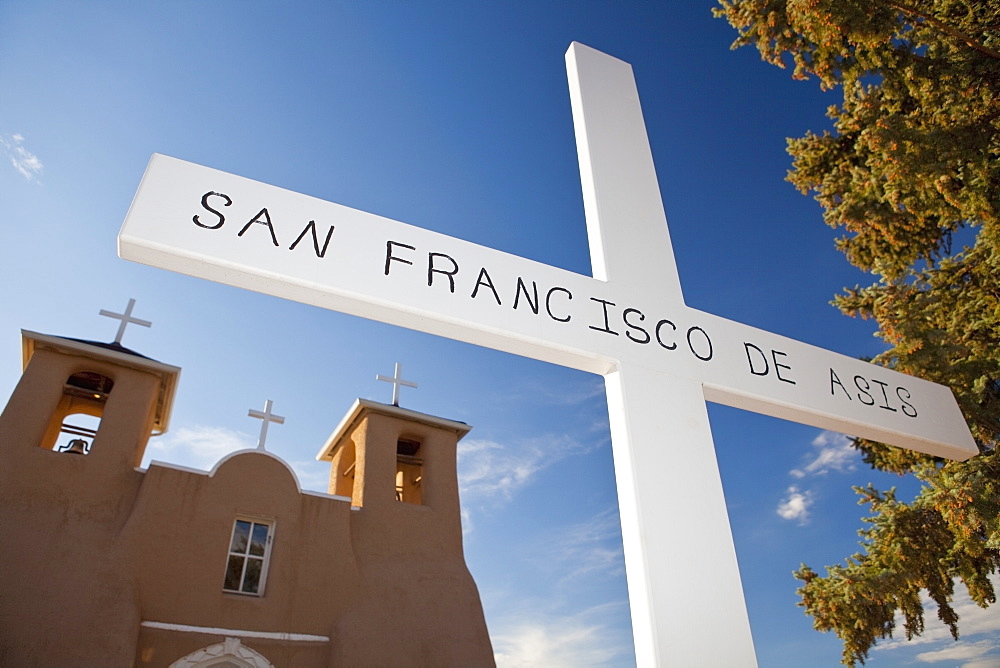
120 155 976 463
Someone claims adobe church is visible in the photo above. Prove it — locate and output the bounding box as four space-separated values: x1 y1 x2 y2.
0 312 495 666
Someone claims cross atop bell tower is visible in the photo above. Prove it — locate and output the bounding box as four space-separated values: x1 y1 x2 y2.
99 298 152 345
376 362 417 407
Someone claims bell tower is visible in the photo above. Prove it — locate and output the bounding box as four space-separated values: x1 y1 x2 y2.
0 330 180 470
316 400 492 666
0 297 178 471
0 323 181 664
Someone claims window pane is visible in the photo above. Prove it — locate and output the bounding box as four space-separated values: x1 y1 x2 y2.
224 556 245 591
242 558 262 593
249 523 268 557
230 520 250 554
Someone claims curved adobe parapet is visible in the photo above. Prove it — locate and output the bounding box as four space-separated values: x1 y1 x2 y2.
208 449 302 496
208 448 302 494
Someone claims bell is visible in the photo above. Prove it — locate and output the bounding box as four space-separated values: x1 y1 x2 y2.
63 438 89 455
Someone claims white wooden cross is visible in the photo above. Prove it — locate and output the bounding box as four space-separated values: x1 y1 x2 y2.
99 297 152 344
118 42 977 666
376 362 418 406
248 399 285 450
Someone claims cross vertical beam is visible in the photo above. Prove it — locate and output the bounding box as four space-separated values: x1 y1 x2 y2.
568 43 755 665
566 45 682 296
607 367 755 665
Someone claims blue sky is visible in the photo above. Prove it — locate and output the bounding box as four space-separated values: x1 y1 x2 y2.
2 2 996 666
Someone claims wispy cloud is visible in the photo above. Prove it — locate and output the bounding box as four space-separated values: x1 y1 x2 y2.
521 375 606 408
459 438 544 501
483 509 631 661
457 432 605 536
790 431 858 478
776 485 814 524
143 424 252 471
875 575 1000 664
458 433 596 503
492 603 632 667
537 507 625 584
1 133 43 182
460 507 475 535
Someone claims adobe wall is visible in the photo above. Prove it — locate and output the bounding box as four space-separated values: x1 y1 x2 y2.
128 433 492 666
331 412 493 665
0 348 493 667
126 451 360 655
0 349 160 666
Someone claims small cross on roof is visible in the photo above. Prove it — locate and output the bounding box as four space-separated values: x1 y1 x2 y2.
248 399 285 450
376 362 417 407
99 298 152 345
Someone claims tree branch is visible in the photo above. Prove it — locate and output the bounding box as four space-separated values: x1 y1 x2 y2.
886 1 1000 60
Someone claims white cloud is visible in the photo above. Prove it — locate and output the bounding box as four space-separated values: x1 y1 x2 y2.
776 485 814 524
457 433 604 535
538 508 625 584
875 575 1000 664
1 133 44 182
780 431 857 525
916 639 1000 663
143 424 252 471
484 510 630 663
961 659 1000 668
458 433 593 503
456 379 608 515
458 438 544 500
790 430 858 478
461 507 475 535
492 605 632 667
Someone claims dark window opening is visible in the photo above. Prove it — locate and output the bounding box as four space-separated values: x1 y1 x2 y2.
395 438 424 504
42 371 115 454
64 371 114 401
397 438 421 457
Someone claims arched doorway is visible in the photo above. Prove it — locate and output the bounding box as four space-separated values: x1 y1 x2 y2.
168 637 274 668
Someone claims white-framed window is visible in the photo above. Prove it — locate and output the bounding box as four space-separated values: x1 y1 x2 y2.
223 518 274 596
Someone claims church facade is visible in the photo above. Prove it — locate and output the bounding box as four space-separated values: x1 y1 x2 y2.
0 329 494 666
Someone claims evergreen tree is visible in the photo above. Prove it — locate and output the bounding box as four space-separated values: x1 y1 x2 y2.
714 1 1000 664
